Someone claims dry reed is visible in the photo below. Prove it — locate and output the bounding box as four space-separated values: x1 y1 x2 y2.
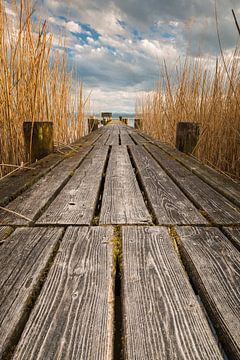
0 0 86 177
136 54 240 179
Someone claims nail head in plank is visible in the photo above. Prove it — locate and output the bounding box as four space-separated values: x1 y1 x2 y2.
146 143 240 225
0 146 92 226
129 145 207 225
0 226 64 358
176 226 240 360
122 226 223 360
37 146 109 225
13 226 114 360
99 146 152 225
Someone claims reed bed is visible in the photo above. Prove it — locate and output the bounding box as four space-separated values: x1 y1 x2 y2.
0 0 86 177
137 54 240 179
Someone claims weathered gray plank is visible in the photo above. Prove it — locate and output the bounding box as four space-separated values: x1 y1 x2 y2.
0 146 92 226
0 153 63 207
0 226 13 243
129 145 207 225
0 227 63 358
37 146 108 225
146 144 240 225
13 226 114 360
106 129 120 145
93 131 110 146
122 226 223 360
156 141 240 208
99 146 152 225
176 226 240 360
0 130 103 208
120 130 135 145
127 130 149 144
222 227 240 250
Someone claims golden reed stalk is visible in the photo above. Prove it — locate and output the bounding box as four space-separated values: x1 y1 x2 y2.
0 0 86 176
136 56 240 179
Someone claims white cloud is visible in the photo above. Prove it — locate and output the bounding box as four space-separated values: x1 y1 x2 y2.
65 21 82 33
31 0 240 112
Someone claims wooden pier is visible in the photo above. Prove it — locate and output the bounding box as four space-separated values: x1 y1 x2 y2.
0 123 239 360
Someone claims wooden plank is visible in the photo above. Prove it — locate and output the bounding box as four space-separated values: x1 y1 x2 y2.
127 130 149 144
119 130 135 145
146 143 240 225
0 153 63 207
129 145 207 225
99 146 152 225
122 226 223 360
13 226 114 360
0 130 103 208
0 227 63 358
156 141 240 208
0 226 13 243
176 226 240 360
0 146 92 226
37 146 108 225
222 227 240 250
93 130 111 146
106 129 120 145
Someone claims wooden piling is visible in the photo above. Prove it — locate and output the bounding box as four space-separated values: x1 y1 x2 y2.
134 119 142 129
23 121 53 163
88 118 99 132
176 122 200 153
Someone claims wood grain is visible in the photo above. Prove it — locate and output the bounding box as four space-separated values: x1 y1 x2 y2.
0 153 63 207
0 226 13 243
0 129 102 208
176 226 240 360
119 129 135 145
122 226 223 360
0 227 63 358
106 128 120 145
129 145 207 224
93 131 111 145
146 143 240 225
222 227 240 250
99 146 152 224
13 226 114 360
37 146 108 225
127 130 149 144
155 141 240 208
0 146 92 226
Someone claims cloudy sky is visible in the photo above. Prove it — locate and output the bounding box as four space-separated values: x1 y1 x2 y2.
26 1 240 112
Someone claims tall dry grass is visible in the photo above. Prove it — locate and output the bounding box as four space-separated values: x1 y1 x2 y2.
0 0 86 177
136 54 240 179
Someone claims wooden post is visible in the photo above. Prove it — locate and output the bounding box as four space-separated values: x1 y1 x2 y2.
23 121 53 163
134 119 142 129
176 122 200 154
88 118 98 132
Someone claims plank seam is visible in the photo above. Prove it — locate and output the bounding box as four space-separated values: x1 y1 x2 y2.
29 146 94 225
168 226 229 359
152 141 240 208
143 144 221 226
127 146 158 225
92 146 112 225
1 227 67 360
